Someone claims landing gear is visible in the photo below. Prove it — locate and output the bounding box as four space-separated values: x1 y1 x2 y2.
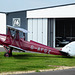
4 50 12 57
3 46 13 57
4 52 12 57
4 53 10 57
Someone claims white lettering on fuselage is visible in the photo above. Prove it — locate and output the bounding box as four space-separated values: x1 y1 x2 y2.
31 45 34 49
30 45 51 54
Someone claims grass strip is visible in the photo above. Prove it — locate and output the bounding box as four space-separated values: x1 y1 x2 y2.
0 52 75 73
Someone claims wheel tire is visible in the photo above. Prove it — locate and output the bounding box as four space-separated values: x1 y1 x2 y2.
4 53 10 57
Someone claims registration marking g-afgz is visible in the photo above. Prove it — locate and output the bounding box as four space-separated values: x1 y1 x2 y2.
30 45 51 54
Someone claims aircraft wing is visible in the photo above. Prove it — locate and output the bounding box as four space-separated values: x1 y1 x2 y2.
9 45 26 52
7 25 29 33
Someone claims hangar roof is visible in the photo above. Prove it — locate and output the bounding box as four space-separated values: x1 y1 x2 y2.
6 3 75 18
27 3 75 18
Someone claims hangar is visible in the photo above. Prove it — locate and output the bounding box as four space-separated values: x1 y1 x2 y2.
2 3 75 48
0 13 6 34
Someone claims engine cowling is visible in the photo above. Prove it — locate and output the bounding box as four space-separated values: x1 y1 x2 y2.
61 41 75 56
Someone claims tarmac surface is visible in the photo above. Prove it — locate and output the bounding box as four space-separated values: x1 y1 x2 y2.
0 46 5 52
10 68 75 75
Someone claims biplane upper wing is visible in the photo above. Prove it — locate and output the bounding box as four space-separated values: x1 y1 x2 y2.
7 25 29 33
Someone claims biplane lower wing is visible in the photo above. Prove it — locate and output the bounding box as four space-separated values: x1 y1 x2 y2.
9 45 26 52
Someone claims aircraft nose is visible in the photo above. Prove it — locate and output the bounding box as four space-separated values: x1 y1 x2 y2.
62 46 70 53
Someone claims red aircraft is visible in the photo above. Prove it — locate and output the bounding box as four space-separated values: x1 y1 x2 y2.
0 25 75 57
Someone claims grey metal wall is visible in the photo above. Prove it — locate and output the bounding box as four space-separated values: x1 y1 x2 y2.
6 11 28 40
6 11 27 29
47 18 55 48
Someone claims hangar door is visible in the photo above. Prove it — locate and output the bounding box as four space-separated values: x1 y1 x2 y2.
0 13 6 34
28 18 47 45
56 18 75 47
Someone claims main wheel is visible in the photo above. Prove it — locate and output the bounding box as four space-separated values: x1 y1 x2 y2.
4 53 10 57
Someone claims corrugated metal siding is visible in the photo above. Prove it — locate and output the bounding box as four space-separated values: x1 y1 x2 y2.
47 18 55 48
28 18 47 45
0 13 6 34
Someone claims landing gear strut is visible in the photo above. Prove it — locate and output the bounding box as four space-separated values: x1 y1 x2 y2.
4 46 13 57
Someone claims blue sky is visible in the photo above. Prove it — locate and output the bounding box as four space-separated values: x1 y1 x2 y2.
0 0 75 12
